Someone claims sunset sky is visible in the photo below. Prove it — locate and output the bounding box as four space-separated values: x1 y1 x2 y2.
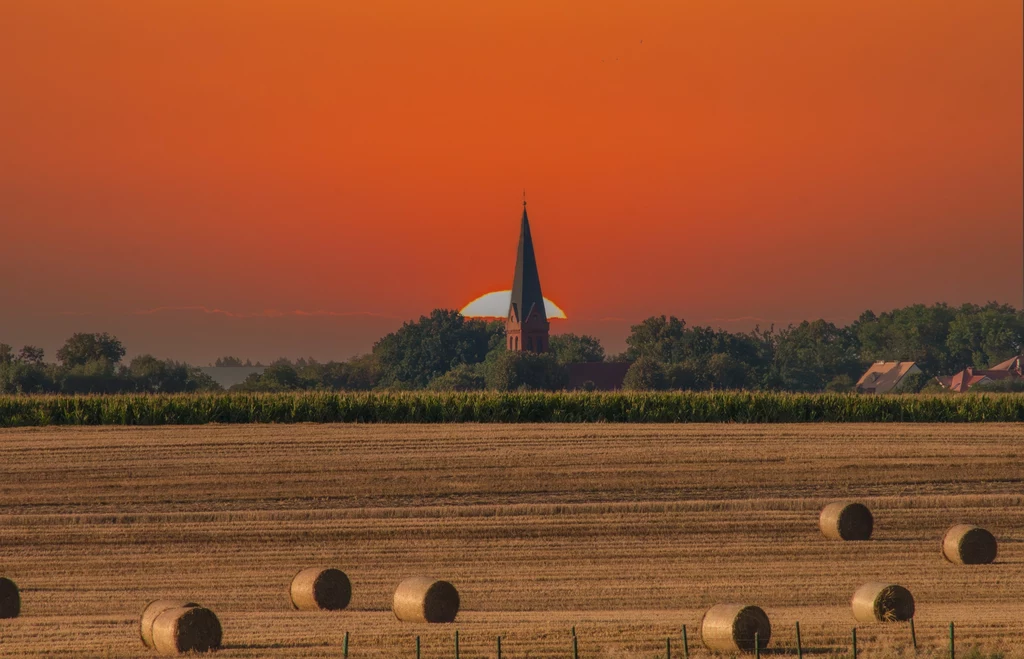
1 1 1021 363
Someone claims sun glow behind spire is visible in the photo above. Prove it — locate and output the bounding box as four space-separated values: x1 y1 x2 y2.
460 290 567 320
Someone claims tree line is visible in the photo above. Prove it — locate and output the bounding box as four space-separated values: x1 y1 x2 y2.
3 302 1021 394
622 302 1023 392
232 302 1023 393
0 333 219 394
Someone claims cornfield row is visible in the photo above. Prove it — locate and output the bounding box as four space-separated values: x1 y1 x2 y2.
2 391 1024 426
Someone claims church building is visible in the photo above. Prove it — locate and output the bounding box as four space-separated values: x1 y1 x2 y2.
503 200 629 389
506 200 550 353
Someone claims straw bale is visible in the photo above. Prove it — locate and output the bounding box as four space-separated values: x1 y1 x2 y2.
819 501 873 540
392 576 460 623
0 577 19 619
151 606 222 655
851 582 914 623
290 567 352 611
140 600 199 648
942 524 997 565
700 603 771 653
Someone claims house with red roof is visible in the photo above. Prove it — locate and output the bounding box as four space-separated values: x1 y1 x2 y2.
856 361 922 394
935 356 1023 393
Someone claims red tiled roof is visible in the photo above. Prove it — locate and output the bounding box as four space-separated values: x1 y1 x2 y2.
942 367 1010 392
976 369 1014 381
989 356 1022 372
856 361 920 393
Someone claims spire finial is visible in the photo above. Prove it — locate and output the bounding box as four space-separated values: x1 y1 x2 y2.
523 189 527 207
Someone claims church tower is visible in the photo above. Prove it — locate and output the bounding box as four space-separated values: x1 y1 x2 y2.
507 200 550 353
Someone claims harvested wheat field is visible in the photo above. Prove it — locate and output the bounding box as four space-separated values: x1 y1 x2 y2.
0 424 1021 658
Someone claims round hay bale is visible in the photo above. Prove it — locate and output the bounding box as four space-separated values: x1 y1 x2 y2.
851 582 914 623
140 600 200 648
819 501 873 541
289 567 352 611
0 577 20 619
151 606 222 655
700 604 771 653
942 524 997 565
392 577 460 623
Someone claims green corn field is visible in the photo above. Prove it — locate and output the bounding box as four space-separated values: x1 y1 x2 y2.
1 391 1023 426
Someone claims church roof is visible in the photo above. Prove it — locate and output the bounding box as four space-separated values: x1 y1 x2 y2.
509 203 547 324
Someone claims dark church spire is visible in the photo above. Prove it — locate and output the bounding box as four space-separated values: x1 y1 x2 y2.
507 199 549 352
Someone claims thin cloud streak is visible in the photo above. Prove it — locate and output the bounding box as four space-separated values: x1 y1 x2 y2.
709 315 783 325
49 306 403 320
709 315 860 328
132 306 402 319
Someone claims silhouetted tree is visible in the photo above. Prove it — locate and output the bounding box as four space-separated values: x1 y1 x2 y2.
622 357 667 391
548 333 605 364
56 332 126 367
428 364 487 391
485 351 567 391
18 346 44 365
666 360 705 390
945 303 1024 368
852 304 960 375
705 352 749 389
771 320 859 392
373 309 501 388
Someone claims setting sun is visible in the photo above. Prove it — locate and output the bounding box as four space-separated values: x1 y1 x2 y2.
461 290 567 320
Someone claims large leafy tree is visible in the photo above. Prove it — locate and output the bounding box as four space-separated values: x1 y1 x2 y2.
622 357 668 391
946 303 1024 368
624 316 773 385
338 354 382 390
484 351 567 391
18 346 45 365
624 316 689 362
232 355 383 391
665 359 707 390
548 333 605 364
373 309 501 388
428 364 487 391
705 352 749 389
56 332 126 367
128 354 220 392
771 320 860 391
625 316 768 363
853 304 960 374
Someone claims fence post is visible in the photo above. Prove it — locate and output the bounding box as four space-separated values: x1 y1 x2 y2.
344 631 349 659
573 634 579 659
666 637 671 659
455 629 460 659
852 627 857 659
497 635 502 659
754 632 760 659
949 622 955 659
910 618 917 651
416 636 421 659
681 625 689 659
572 626 576 638
795 621 802 659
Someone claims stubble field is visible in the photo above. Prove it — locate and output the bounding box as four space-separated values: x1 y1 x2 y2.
0 424 1021 658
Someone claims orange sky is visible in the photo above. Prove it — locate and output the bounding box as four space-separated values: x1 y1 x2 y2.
1 1 1021 362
